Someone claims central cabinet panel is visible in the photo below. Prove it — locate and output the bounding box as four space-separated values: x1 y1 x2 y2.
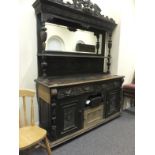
63 104 76 131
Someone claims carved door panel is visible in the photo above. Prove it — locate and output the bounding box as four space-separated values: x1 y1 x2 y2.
56 99 84 138
106 90 121 117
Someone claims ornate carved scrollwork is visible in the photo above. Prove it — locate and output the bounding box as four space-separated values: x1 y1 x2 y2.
57 81 121 99
48 0 115 22
57 85 94 99
93 4 101 16
52 0 102 17
73 0 101 16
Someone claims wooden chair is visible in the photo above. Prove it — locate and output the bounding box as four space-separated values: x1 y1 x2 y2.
19 89 52 155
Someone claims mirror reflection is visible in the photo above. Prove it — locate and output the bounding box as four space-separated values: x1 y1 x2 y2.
45 23 102 54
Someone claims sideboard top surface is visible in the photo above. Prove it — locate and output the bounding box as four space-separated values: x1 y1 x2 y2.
36 74 124 88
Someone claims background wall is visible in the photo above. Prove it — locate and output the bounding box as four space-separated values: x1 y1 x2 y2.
19 0 135 124
95 0 135 83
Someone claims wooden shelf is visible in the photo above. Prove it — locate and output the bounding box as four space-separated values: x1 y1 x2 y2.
38 51 105 59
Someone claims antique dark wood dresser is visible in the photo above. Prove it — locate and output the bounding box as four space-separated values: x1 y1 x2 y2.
33 0 124 148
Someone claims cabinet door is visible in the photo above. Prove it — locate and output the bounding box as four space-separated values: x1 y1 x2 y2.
57 99 84 138
106 90 121 117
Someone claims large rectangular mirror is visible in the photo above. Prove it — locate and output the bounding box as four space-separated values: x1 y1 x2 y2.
45 23 103 54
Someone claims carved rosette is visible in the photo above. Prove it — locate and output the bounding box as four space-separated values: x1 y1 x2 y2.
107 32 112 73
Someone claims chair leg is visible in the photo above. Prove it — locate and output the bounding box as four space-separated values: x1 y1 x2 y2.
44 136 52 155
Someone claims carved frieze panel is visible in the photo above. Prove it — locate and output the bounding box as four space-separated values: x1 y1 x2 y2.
57 85 94 99
46 0 115 23
56 80 122 99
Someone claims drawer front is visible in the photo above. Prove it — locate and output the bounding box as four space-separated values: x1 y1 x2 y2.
84 104 104 128
57 85 94 99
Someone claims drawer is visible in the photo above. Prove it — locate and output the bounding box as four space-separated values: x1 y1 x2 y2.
84 104 104 128
57 85 94 99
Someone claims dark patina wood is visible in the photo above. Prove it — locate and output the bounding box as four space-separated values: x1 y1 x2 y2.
33 0 116 32
107 32 112 73
33 0 124 147
33 0 116 76
36 74 124 142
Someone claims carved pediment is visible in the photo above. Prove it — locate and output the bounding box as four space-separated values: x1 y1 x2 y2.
50 0 104 18
33 0 116 33
72 0 101 15
70 0 102 17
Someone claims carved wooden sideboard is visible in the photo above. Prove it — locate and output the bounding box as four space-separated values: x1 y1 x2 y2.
33 0 124 147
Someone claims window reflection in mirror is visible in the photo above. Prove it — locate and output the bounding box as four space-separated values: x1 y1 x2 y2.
45 23 102 54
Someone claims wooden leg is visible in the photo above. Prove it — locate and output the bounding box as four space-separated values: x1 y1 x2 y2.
44 136 52 155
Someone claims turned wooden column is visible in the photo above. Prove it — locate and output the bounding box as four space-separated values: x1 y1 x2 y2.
96 34 100 54
94 33 100 54
107 32 112 73
40 21 47 77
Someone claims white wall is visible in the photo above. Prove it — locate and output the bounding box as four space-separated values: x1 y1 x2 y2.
19 0 135 123
117 0 135 83
19 0 39 123
95 0 135 83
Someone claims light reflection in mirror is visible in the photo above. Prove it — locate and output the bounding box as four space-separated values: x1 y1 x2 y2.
45 23 102 54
